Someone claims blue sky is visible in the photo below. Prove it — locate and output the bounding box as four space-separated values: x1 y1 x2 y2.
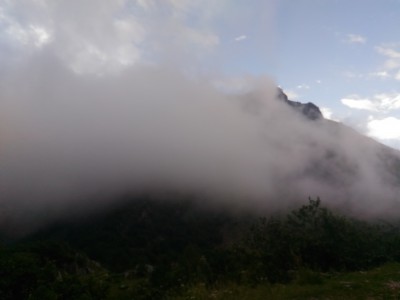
275 1 400 121
238 0 400 148
1 0 400 148
212 0 400 148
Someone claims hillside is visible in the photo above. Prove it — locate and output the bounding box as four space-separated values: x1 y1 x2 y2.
1 1 399 299
2 196 400 299
2 91 400 299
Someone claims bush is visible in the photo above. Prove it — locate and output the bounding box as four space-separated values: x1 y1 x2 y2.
240 198 400 283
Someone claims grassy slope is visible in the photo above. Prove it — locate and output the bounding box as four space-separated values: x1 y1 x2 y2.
173 263 400 300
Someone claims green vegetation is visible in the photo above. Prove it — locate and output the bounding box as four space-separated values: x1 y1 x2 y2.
239 198 400 283
173 262 400 299
2 197 400 299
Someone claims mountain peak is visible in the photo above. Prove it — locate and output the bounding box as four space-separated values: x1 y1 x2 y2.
277 88 323 121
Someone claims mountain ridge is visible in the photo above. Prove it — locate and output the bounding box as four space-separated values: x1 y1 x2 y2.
277 88 323 121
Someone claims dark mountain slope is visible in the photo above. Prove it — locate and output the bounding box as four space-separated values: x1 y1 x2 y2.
4 197 400 299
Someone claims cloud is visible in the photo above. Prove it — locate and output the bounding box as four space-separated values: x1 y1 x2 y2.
213 76 255 94
3 0 400 234
136 0 156 11
376 46 400 59
4 56 400 231
284 90 299 100
344 34 366 44
280 85 310 101
0 1 146 73
296 84 310 90
396 70 400 81
341 93 400 113
374 93 400 111
320 107 333 120
181 27 219 48
0 2 52 50
369 71 390 79
0 0 226 74
367 117 400 140
342 71 365 79
234 35 247 42
375 45 400 80
6 24 51 48
341 96 377 111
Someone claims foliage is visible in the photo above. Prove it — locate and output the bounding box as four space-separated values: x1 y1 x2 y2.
2 196 400 299
171 262 400 300
240 198 400 283
0 241 109 299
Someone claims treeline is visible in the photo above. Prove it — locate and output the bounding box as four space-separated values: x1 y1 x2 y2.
1 197 400 299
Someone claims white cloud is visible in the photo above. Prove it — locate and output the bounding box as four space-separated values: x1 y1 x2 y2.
341 97 377 111
296 84 310 90
320 107 333 120
285 90 299 100
282 85 310 100
341 93 400 113
374 93 400 110
376 46 400 59
342 71 364 79
367 117 400 140
369 71 390 79
61 14 146 74
344 34 366 44
384 60 400 70
30 25 51 47
234 35 247 42
375 45 400 80
316 79 322 84
3 12 52 49
0 1 146 73
396 70 400 81
0 0 230 74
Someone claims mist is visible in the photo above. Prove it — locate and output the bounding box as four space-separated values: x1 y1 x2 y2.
1 0 400 234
